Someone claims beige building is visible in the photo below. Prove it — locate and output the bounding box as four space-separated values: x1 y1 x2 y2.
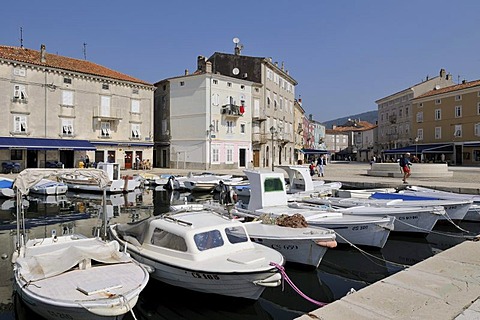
376 69 454 153
0 44 154 171
207 44 298 168
412 79 480 165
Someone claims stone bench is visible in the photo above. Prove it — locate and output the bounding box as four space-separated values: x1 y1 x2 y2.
367 163 453 178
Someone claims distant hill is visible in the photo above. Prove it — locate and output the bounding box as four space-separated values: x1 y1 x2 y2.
321 110 377 129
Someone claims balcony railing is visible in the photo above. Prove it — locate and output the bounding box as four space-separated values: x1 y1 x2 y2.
93 107 122 121
252 132 268 144
221 104 244 117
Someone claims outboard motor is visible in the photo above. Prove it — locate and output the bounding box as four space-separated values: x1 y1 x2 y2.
219 181 238 205
164 176 178 191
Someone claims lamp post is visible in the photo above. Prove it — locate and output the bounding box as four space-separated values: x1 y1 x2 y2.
270 126 277 172
208 123 215 169
414 137 419 161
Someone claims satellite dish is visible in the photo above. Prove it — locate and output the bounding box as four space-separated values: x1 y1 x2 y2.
232 67 240 75
233 37 240 44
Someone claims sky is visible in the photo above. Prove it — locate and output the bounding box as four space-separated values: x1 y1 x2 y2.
3 0 480 122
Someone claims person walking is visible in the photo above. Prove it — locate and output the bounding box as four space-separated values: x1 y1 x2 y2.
85 154 90 168
317 155 326 177
399 152 412 184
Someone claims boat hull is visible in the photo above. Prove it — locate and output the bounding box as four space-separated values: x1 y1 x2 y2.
128 250 280 300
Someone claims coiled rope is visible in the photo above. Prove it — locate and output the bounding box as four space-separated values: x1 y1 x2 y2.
270 262 329 307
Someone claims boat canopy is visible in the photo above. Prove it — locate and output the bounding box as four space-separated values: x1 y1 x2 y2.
13 168 110 195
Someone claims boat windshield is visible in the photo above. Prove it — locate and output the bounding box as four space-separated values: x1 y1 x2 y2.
151 228 187 252
224 226 248 244
194 230 224 251
264 177 284 192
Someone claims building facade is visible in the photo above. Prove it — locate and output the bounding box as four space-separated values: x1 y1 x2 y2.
411 79 480 165
154 57 254 170
376 69 454 153
0 44 154 171
208 46 298 169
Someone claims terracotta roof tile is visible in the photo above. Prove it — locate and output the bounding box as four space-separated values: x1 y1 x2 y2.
415 80 480 99
0 45 152 86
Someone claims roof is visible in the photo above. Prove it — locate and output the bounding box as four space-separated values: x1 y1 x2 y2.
330 120 377 133
0 45 152 86
415 80 480 100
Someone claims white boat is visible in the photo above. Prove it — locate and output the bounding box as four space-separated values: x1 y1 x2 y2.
278 165 342 196
136 172 172 186
60 162 140 193
164 172 234 191
0 177 14 198
11 168 150 320
30 178 68 195
109 209 285 300
309 196 472 222
183 202 337 268
184 175 243 193
236 170 395 248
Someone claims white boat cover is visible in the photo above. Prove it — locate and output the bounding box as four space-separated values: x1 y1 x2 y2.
13 169 110 195
16 240 131 282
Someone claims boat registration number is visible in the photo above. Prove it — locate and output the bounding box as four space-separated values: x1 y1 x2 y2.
192 272 220 280
47 310 74 320
352 225 368 231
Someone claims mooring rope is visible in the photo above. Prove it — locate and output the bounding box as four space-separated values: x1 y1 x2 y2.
270 262 329 307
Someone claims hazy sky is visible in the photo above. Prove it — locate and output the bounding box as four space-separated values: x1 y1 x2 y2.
3 0 480 122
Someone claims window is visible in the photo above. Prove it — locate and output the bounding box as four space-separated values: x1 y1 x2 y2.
13 84 27 101
212 146 219 163
240 85 245 90
225 227 248 244
264 177 284 192
227 82 232 87
435 109 441 120
62 119 73 136
226 121 234 134
132 88 139 94
14 115 27 133
131 124 141 139
131 99 140 113
226 146 234 163
455 106 462 118
435 99 441 105
62 90 74 106
435 127 441 139
213 79 218 85
180 81 184 86
11 150 22 161
454 124 462 137
13 67 26 77
419 103 423 107
455 95 462 101
152 228 187 252
102 83 109 90
101 122 111 137
240 123 245 134
405 107 409 117
475 123 480 137
194 230 223 251
474 150 480 162
417 128 424 140
100 96 111 116
478 102 480 115
63 77 72 84
416 112 423 123
211 93 219 106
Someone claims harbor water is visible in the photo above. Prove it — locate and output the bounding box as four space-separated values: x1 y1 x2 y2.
1 186 478 320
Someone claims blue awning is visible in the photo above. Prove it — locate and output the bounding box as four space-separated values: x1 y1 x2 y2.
0 137 96 150
300 148 330 154
464 142 480 147
383 144 453 155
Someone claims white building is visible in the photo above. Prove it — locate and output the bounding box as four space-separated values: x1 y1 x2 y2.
0 44 154 171
154 57 255 169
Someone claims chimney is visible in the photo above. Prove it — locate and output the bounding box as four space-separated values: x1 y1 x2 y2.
462 79 467 84
197 55 206 72
185 69 189 75
281 62 285 71
206 61 212 73
440 68 446 78
298 98 302 106
40 44 46 63
446 73 451 80
309 114 313 121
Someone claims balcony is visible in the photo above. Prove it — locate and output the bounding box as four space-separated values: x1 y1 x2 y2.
252 132 268 144
221 104 244 118
252 110 267 121
278 133 292 144
93 107 122 121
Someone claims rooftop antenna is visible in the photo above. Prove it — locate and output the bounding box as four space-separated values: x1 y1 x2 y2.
20 27 24 48
233 37 243 55
83 42 87 60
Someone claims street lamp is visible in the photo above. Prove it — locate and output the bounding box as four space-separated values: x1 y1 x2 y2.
270 126 277 172
208 123 215 169
414 137 419 161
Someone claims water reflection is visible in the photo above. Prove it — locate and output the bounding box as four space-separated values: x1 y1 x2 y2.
2 187 478 320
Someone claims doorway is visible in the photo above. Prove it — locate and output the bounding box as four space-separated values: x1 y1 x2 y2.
455 145 463 165
239 148 246 167
60 150 74 168
253 150 260 168
125 151 133 169
27 150 38 168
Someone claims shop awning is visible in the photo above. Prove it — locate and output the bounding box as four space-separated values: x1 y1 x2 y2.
464 142 480 148
383 144 453 155
0 137 96 150
300 148 330 155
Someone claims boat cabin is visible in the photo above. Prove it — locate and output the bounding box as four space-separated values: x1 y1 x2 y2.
244 170 288 211
96 162 120 181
